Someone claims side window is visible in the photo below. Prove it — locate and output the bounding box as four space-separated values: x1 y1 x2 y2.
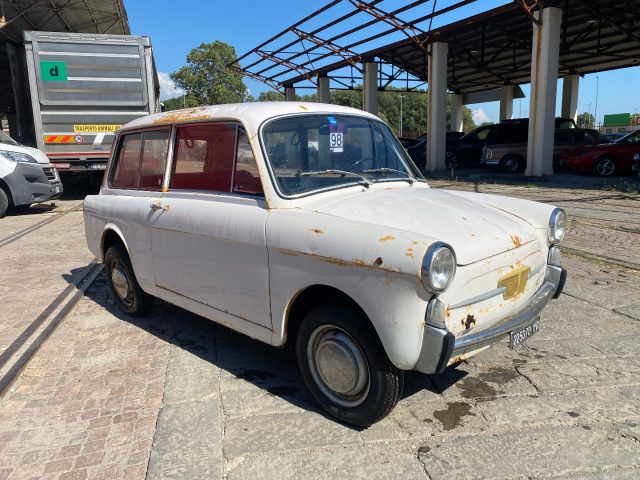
475 127 491 141
233 128 263 195
112 133 142 188
139 131 170 190
111 130 169 190
172 123 237 192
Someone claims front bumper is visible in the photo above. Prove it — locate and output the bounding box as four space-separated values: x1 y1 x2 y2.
414 264 566 374
4 163 63 206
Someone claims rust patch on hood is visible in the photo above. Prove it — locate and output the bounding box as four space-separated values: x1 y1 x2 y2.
510 235 523 248
309 228 324 235
405 248 415 259
299 105 308 110
379 235 396 243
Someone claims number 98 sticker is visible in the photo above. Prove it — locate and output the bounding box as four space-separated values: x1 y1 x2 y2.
330 132 343 153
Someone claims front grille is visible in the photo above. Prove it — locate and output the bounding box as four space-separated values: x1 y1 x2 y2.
42 167 56 181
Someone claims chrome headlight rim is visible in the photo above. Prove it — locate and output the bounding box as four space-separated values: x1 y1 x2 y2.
421 242 457 294
548 208 566 245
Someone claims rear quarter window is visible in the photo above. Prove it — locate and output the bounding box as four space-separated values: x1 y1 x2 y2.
110 129 170 190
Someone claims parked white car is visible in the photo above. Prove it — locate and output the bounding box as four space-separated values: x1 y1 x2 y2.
84 103 567 426
0 131 62 217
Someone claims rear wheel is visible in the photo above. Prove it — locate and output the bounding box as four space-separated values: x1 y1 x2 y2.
104 245 154 316
593 156 617 177
0 189 8 219
295 305 403 426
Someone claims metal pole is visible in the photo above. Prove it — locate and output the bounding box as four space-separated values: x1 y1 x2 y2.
398 94 405 137
594 76 599 130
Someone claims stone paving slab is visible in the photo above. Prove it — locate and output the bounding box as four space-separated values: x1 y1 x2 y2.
226 443 426 480
416 426 640 480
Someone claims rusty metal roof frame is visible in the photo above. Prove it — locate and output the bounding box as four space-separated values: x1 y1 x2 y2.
231 0 477 93
234 0 640 95
0 0 130 43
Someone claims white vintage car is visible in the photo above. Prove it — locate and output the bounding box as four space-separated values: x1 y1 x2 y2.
84 102 567 426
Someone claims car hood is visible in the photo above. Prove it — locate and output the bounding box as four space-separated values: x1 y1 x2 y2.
311 187 538 265
0 143 51 164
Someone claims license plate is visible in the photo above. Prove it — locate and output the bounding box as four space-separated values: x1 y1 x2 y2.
88 163 106 170
509 320 540 348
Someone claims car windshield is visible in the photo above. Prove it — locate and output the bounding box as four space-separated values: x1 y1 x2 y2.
262 114 423 196
0 131 19 146
613 131 640 144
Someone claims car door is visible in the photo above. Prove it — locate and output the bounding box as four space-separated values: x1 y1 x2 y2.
456 126 491 164
106 129 170 292
149 122 271 329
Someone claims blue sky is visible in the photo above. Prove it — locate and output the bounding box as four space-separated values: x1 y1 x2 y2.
126 0 640 126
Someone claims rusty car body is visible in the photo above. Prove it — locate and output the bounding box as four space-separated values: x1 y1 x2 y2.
83 102 567 426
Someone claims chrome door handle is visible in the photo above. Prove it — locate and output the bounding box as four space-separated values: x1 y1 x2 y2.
150 202 163 210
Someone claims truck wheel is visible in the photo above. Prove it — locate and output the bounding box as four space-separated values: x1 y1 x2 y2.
593 156 617 177
296 305 403 427
0 189 8 218
500 155 524 173
104 245 154 317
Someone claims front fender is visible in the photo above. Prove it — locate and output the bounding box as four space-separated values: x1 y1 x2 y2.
267 209 434 369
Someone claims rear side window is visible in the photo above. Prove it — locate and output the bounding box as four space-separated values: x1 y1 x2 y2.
234 128 263 195
111 130 169 190
172 123 236 191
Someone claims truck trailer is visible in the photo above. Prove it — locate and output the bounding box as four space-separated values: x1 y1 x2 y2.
7 31 160 184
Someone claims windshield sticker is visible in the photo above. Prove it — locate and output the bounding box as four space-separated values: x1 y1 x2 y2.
329 121 345 153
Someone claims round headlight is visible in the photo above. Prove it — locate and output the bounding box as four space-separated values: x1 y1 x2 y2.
548 208 566 244
422 243 456 293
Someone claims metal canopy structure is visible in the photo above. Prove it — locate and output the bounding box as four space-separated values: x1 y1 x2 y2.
234 0 640 94
0 0 130 115
0 0 129 41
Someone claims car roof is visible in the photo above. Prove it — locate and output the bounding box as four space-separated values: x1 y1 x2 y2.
121 102 379 133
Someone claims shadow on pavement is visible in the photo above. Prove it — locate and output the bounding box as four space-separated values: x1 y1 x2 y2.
71 268 461 427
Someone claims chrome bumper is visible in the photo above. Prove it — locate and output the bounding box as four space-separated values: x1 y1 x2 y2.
414 264 566 374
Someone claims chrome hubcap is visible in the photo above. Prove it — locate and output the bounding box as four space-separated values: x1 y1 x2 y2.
111 265 130 300
597 159 614 176
308 325 369 407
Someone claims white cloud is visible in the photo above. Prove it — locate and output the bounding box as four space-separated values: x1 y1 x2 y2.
472 108 492 124
158 71 185 100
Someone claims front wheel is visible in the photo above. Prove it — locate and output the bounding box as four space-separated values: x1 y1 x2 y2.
104 245 154 317
500 155 524 173
593 156 617 177
295 305 403 427
0 189 8 219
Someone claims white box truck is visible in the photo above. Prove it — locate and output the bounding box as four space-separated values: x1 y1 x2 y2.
15 31 161 183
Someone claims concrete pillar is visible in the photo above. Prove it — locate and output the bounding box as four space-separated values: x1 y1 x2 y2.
561 74 579 122
449 94 464 132
363 62 378 115
285 86 296 101
499 85 514 122
526 7 562 177
317 76 330 104
427 42 448 171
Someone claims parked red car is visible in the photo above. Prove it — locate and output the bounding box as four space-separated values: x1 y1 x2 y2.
562 130 640 177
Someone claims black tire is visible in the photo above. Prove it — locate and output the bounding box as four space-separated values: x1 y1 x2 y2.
445 151 457 169
104 245 154 317
593 156 617 177
0 189 8 219
295 305 403 427
500 154 524 173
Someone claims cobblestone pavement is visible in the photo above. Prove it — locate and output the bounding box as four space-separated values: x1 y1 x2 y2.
0 179 639 479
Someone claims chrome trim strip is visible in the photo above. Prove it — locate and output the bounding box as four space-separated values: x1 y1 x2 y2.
448 262 544 310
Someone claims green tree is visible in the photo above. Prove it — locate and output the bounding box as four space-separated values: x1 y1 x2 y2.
577 112 595 128
170 41 248 106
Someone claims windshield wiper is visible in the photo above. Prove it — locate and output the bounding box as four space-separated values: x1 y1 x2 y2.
299 169 370 188
362 168 414 184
